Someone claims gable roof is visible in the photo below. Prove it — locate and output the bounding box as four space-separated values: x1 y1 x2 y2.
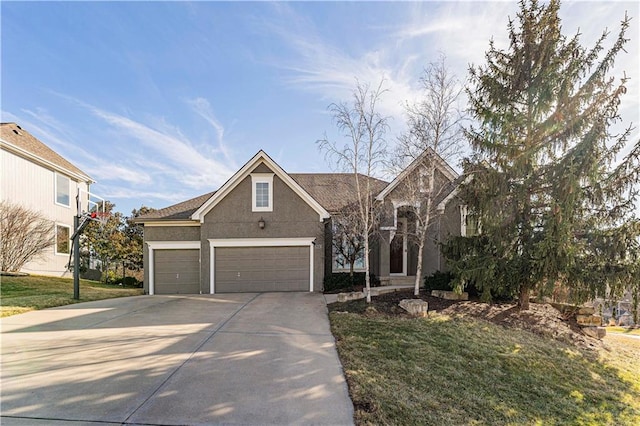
135 191 216 221
191 150 330 222
136 172 389 222
376 147 457 201
290 173 388 214
0 122 93 183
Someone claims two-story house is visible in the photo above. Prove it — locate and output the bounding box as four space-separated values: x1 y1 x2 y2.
1 122 94 276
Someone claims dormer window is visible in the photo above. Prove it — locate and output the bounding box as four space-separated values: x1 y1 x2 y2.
251 174 273 212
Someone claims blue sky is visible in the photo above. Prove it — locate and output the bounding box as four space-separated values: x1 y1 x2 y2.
2 1 638 215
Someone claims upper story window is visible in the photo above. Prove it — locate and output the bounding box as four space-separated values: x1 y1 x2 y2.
256 182 269 208
461 205 479 237
56 173 70 207
251 174 273 212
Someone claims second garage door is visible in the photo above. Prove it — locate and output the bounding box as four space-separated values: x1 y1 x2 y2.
215 246 309 292
154 249 200 294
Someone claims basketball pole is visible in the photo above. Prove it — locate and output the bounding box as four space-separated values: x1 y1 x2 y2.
73 214 80 300
71 188 106 300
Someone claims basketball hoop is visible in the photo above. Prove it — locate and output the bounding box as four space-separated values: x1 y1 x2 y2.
90 211 110 228
71 188 109 300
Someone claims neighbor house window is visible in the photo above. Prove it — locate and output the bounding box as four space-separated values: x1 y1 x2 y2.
56 173 70 207
56 224 70 255
251 174 273 212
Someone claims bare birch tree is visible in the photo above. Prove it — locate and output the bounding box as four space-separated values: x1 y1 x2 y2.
332 202 366 277
0 201 55 272
318 80 389 302
392 54 466 295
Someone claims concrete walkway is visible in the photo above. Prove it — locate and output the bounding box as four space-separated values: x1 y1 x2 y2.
1 293 354 425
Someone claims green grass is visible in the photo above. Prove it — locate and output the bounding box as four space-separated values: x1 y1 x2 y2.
606 326 640 336
330 311 640 425
1 275 143 317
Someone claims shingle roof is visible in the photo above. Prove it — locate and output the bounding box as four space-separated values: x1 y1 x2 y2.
137 173 389 221
0 122 92 182
137 191 216 221
290 173 389 213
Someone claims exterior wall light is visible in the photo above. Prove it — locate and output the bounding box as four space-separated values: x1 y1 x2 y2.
258 217 265 229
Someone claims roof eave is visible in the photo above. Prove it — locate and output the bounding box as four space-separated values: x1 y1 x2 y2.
376 148 458 201
191 150 330 223
1 139 94 184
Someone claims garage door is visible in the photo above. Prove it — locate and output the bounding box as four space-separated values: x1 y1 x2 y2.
215 246 309 292
154 249 200 294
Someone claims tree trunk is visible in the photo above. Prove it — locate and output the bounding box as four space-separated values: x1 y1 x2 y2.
364 234 371 303
518 285 531 311
415 239 424 296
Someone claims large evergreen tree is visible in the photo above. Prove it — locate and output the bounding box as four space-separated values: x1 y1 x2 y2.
443 0 640 310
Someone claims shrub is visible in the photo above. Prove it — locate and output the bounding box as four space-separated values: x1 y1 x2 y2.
113 276 141 287
424 271 483 298
103 269 118 284
424 271 454 292
324 272 380 292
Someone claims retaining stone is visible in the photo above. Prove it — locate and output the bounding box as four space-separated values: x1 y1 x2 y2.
399 299 429 317
337 292 365 303
431 290 469 301
577 306 596 315
581 326 606 339
576 314 602 326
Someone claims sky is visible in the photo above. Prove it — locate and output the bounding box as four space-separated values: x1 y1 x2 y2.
2 1 638 216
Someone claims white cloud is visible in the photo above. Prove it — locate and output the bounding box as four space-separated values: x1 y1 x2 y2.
91 164 153 186
186 97 236 167
78 102 235 190
258 3 420 124
264 1 638 148
100 186 189 203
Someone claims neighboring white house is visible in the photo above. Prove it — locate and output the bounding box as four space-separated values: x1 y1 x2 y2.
1 122 94 277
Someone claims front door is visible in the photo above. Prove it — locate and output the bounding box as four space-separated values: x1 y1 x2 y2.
389 218 406 275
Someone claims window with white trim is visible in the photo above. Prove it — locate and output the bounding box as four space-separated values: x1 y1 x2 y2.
331 220 366 272
251 174 273 212
55 173 70 207
333 247 366 271
461 205 479 237
56 224 70 255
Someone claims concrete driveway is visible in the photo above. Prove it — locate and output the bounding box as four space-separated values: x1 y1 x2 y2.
0 293 354 425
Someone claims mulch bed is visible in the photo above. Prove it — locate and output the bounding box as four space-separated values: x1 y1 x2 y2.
327 288 459 316
328 288 602 350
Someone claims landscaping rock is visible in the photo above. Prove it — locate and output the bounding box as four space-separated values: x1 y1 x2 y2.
581 326 606 339
577 306 596 315
337 292 365 303
399 299 428 317
576 314 602 326
431 290 469 301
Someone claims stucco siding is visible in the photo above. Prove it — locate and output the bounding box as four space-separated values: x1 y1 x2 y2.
420 200 462 277
202 170 325 292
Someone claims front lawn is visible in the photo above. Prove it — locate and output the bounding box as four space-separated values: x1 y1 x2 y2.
607 326 640 336
330 305 640 425
1 275 143 317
